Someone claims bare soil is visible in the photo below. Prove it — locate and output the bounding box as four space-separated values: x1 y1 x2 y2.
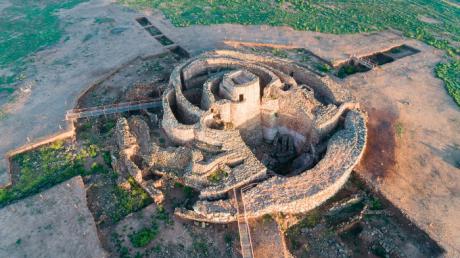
285 174 443 258
0 177 107 258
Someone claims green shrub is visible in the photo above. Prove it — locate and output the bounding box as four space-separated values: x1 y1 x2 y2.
102 151 112 166
129 225 158 248
316 63 331 73
369 197 383 210
108 177 152 222
191 241 209 257
395 122 404 138
91 163 107 174
299 209 321 229
207 168 228 183
155 205 173 225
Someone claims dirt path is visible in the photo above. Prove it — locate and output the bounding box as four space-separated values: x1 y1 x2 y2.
0 0 166 185
249 217 288 258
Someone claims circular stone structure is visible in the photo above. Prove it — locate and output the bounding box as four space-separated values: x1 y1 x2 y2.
128 50 367 223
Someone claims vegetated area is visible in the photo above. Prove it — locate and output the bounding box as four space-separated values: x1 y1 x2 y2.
0 0 88 94
283 174 444 257
435 60 460 106
119 0 460 106
0 52 240 257
0 115 152 218
2 112 240 257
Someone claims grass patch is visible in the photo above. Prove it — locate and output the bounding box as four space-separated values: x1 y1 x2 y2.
120 0 459 53
0 140 104 207
316 63 332 73
369 197 383 210
0 87 15 94
207 168 228 183
155 205 173 225
191 240 209 257
129 222 159 248
299 209 321 229
0 0 88 86
435 60 460 107
109 177 152 222
395 122 404 138
119 0 460 105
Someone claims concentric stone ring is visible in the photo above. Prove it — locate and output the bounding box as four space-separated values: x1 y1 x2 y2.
155 50 367 222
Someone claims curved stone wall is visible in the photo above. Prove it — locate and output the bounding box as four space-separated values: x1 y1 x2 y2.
151 50 368 222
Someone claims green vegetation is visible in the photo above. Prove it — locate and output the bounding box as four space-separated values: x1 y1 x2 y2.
395 122 404 138
271 48 288 58
299 209 321 229
109 177 152 222
286 209 321 250
0 109 8 121
436 60 460 107
129 222 159 247
207 168 228 183
191 240 209 257
369 197 383 210
0 0 88 88
155 205 173 225
121 0 459 53
316 63 332 73
0 140 101 207
119 0 460 105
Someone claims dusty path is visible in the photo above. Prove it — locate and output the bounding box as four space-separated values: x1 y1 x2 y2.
0 4 459 256
249 218 288 258
0 0 166 185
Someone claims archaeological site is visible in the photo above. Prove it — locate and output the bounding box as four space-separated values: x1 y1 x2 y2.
116 49 367 224
1 1 459 257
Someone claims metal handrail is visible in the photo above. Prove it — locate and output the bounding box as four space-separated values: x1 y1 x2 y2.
65 99 161 120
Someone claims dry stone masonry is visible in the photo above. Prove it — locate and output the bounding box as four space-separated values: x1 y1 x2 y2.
115 50 367 223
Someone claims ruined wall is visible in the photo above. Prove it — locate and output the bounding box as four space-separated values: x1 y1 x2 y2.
155 50 367 222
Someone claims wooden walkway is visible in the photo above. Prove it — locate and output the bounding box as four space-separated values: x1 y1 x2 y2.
65 99 161 120
234 188 254 258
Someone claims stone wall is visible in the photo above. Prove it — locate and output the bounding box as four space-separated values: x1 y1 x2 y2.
117 50 368 223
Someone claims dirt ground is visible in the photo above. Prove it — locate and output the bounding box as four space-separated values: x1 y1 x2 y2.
99 202 240 258
249 216 287 258
0 1 459 256
0 176 106 258
284 174 443 258
0 0 167 186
